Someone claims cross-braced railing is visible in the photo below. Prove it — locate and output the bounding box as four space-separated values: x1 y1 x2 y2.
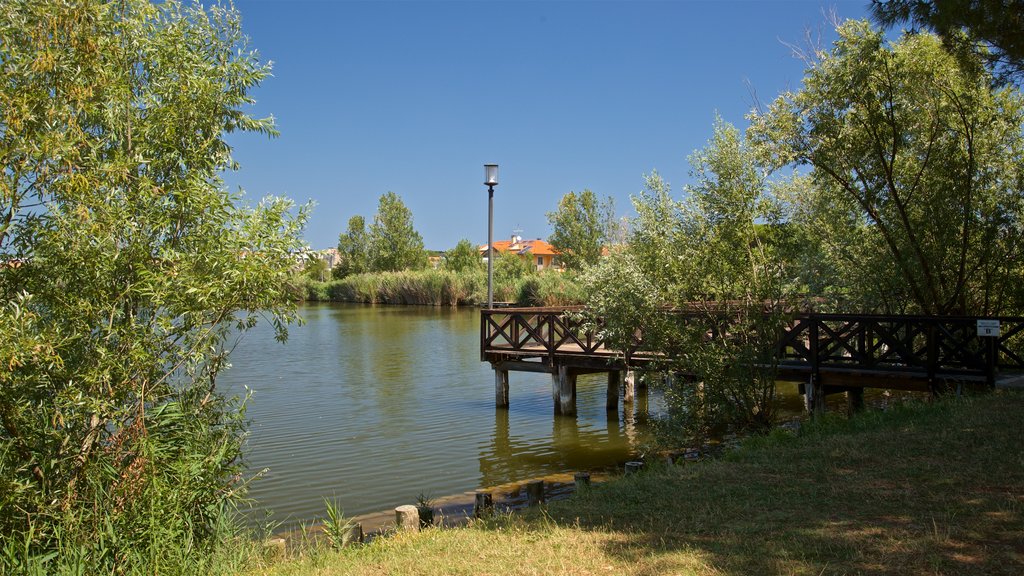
483 308 1024 385
777 314 1024 383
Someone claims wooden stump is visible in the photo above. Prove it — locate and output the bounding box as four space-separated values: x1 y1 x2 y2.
395 505 420 532
265 537 287 560
525 480 545 506
574 472 591 491
624 461 644 475
474 491 493 518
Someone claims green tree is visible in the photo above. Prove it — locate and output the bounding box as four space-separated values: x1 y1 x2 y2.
870 0 1024 83
336 214 370 278
546 189 616 270
368 192 428 272
444 239 483 273
750 20 1024 315
0 0 305 570
616 121 796 442
494 250 534 286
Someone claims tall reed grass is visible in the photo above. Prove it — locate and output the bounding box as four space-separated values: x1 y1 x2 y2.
297 269 583 307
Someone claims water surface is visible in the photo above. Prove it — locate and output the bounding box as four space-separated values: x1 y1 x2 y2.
221 303 655 527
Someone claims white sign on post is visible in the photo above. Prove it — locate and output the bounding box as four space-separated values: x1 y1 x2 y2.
977 319 1000 337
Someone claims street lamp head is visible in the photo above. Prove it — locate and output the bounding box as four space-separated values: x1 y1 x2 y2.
484 164 499 187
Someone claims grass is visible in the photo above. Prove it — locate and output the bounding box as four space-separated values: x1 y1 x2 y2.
249 391 1023 575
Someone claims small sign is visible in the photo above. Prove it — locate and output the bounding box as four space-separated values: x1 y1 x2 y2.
977 319 1000 337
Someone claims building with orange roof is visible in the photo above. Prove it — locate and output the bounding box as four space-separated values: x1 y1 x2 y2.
479 234 562 271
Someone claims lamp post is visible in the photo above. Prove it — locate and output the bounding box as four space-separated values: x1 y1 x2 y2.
484 163 498 309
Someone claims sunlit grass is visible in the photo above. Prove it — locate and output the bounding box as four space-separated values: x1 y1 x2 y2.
252 392 1024 575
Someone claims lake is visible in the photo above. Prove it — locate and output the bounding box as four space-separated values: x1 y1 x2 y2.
220 303 660 527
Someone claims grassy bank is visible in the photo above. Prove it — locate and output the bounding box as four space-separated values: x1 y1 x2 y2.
293 269 584 307
250 392 1023 575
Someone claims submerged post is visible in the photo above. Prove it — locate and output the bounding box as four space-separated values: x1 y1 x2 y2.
623 369 636 403
606 370 620 411
495 368 509 408
557 365 577 416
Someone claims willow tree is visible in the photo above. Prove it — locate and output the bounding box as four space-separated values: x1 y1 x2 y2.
750 20 1024 315
0 0 305 571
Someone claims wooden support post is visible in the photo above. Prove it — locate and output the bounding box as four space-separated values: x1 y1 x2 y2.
525 480 545 506
805 374 825 416
495 368 509 408
551 370 561 411
574 472 591 491
473 491 493 518
624 369 635 403
606 370 620 411
395 505 420 532
558 365 576 416
847 388 865 416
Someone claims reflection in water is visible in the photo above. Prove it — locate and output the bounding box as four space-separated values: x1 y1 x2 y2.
478 375 655 488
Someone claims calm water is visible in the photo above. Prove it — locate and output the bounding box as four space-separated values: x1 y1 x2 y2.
220 303 659 527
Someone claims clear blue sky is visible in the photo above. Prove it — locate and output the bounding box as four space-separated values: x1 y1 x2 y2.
223 0 869 251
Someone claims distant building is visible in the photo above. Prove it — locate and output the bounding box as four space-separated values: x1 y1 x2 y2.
479 234 562 271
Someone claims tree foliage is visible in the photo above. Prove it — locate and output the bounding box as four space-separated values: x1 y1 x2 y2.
368 192 427 272
870 0 1024 84
443 239 483 273
0 0 305 570
335 214 370 278
750 20 1024 315
546 189 616 270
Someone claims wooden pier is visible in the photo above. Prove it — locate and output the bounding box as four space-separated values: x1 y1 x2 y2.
481 307 1024 415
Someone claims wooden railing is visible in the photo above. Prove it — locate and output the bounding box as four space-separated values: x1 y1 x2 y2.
482 308 1024 384
777 314 1024 384
480 307 606 363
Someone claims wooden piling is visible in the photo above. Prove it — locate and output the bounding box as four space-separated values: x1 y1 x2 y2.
805 374 825 416
557 365 577 416
495 368 509 408
624 369 635 403
525 480 545 506
574 472 591 491
847 387 865 415
394 505 420 532
473 491 493 518
624 461 644 475
606 371 620 411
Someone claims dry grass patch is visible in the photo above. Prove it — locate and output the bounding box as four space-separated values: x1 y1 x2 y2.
253 392 1023 576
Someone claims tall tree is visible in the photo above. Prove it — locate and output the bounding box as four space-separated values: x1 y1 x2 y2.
546 189 615 270
750 20 1024 315
871 0 1024 83
368 192 427 272
443 238 483 273
0 0 306 569
336 214 370 277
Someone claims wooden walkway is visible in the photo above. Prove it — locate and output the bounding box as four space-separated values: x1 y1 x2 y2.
481 307 1024 414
